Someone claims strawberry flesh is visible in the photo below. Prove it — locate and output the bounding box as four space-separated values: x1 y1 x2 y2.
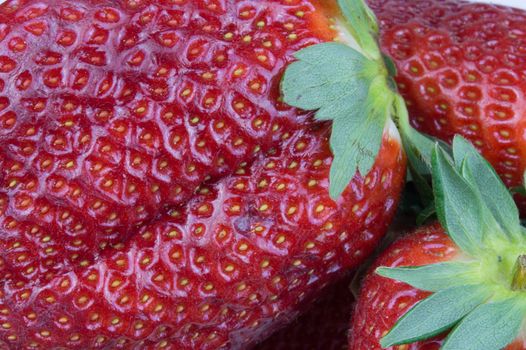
349 223 458 350
1 125 405 349
0 0 334 283
370 0 526 210
349 223 526 350
0 1 409 348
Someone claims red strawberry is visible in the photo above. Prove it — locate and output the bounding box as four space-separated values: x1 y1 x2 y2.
350 137 526 350
256 275 354 350
0 0 410 348
349 223 460 350
369 0 526 210
0 125 405 349
350 224 526 350
0 0 337 282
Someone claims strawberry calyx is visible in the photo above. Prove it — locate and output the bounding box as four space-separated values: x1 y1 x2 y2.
512 255 526 291
281 0 434 200
377 136 526 350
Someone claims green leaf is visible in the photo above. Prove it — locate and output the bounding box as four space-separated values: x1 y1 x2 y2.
442 298 526 350
381 284 491 347
460 161 510 244
328 89 389 198
393 96 435 176
337 0 381 59
377 261 480 292
432 145 486 255
281 42 393 199
282 43 371 116
452 136 520 239
416 200 436 226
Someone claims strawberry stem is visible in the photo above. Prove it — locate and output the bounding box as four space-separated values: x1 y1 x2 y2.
511 255 526 291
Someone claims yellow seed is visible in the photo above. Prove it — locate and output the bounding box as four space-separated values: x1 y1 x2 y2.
238 243 248 251
111 280 122 288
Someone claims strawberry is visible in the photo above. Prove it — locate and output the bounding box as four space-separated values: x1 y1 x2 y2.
0 0 337 281
349 223 459 350
369 0 526 210
0 125 405 349
0 0 410 347
256 275 354 350
350 137 526 350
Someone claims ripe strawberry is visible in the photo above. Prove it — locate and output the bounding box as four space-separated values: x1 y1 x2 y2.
349 223 458 350
0 0 410 348
350 137 526 350
0 0 337 281
256 275 354 350
369 0 526 209
0 125 405 349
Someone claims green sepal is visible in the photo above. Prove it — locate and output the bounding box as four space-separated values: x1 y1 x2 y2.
381 284 491 347
452 136 520 240
281 43 370 118
442 297 526 350
328 84 389 198
337 0 381 60
416 200 436 225
393 95 435 175
510 170 526 195
393 95 436 208
377 261 481 292
432 145 487 255
281 42 393 199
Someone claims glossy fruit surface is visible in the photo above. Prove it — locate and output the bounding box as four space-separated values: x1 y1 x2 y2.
349 223 454 350
0 0 335 280
349 223 526 350
370 0 526 209
1 124 405 349
0 1 409 348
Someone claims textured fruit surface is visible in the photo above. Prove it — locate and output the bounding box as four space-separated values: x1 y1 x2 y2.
255 275 353 350
0 123 405 349
0 0 337 283
369 0 526 209
0 1 409 348
349 223 454 350
348 224 526 350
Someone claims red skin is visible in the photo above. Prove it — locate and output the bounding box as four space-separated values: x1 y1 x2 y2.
369 0 526 211
0 0 336 284
0 1 408 348
349 223 526 350
255 275 354 350
0 124 406 349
